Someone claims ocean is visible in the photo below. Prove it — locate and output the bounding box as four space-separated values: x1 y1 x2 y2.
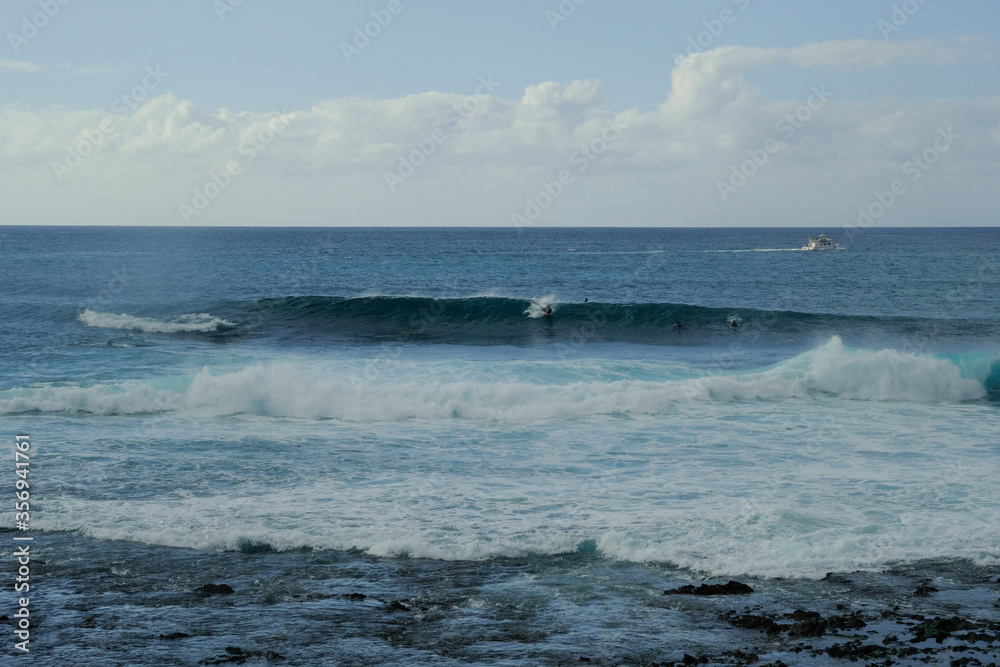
2 226 999 666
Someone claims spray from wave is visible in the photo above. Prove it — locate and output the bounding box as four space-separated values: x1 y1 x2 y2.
524 294 558 319
79 309 236 333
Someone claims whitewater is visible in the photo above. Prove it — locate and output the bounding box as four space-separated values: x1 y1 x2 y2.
2 337 994 417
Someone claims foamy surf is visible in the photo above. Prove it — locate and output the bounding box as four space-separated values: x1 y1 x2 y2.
79 309 236 333
37 458 1000 579
1 338 989 417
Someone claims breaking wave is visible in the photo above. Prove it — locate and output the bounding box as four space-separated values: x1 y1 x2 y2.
79 309 236 333
2 338 992 417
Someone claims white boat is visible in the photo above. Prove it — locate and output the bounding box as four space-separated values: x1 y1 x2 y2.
802 234 839 250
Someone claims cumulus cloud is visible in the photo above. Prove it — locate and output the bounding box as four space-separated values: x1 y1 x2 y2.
0 38 997 227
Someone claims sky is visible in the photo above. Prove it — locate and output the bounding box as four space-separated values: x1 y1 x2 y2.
1 0 998 227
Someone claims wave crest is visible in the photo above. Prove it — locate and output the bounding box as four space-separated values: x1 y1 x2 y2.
79 309 236 333
1 338 990 417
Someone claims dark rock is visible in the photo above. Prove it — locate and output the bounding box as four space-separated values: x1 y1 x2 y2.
665 580 754 596
723 650 759 664
386 600 410 612
825 640 890 660
159 632 192 640
915 585 939 597
197 583 235 596
786 611 827 638
346 593 366 601
950 659 983 667
909 616 978 643
578 657 591 663
681 654 708 666
724 612 783 635
827 611 867 631
199 646 284 664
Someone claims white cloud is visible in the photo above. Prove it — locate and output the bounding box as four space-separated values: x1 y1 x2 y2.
57 63 132 75
0 38 997 227
784 38 968 70
0 60 42 73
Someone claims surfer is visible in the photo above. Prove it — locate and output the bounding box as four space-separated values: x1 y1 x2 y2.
584 298 588 303
731 320 739 330
672 321 683 330
544 307 553 317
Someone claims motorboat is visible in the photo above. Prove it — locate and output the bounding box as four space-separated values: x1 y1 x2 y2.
802 234 839 250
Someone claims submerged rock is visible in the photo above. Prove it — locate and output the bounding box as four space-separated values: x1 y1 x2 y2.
723 611 782 635
826 611 867 631
665 580 754 596
197 583 235 596
825 640 890 660
787 610 827 638
200 646 285 664
909 615 978 643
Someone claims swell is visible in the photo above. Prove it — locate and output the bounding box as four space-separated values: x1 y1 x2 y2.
75 296 996 347
241 295 993 345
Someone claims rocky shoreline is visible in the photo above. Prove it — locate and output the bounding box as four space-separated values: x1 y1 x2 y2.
5 532 1000 665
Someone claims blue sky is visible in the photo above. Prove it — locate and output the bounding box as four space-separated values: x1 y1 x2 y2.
1 1 998 226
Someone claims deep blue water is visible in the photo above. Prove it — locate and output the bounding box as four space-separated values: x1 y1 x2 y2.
2 227 999 665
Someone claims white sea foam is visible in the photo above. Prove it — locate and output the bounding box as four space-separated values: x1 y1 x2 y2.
524 294 558 319
79 309 236 333
40 462 1000 579
0 338 988 417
